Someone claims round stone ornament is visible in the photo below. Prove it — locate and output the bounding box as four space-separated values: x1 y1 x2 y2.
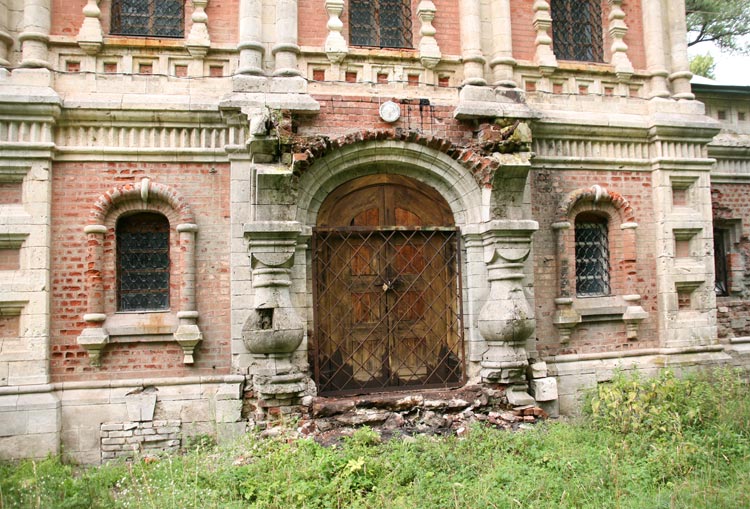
379 100 401 122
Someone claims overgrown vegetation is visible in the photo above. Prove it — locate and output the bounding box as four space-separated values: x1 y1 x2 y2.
1 368 748 508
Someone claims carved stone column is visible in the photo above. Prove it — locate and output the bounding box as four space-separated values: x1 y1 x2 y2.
417 1 441 69
76 0 103 55
175 223 203 364
608 0 633 81
238 0 264 75
77 224 109 366
666 0 694 99
641 0 670 98
19 0 51 68
0 0 11 67
551 221 580 342
459 0 486 85
242 222 306 399
489 0 516 87
477 220 538 406
273 0 302 76
324 0 348 63
186 0 211 59
532 0 557 74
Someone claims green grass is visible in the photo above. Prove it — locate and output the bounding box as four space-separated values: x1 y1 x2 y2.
1 368 748 509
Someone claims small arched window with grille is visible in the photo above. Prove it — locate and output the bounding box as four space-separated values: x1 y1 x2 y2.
575 212 610 297
111 0 184 38
116 212 171 312
349 0 413 49
550 0 604 62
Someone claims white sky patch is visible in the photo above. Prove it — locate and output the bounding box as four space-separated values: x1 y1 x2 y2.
689 39 750 86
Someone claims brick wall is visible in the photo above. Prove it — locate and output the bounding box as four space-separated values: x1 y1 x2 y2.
0 182 22 204
531 169 659 356
50 162 231 382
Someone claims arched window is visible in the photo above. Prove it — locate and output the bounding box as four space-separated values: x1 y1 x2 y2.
111 0 184 38
349 0 412 49
550 0 604 62
575 212 610 297
116 212 170 311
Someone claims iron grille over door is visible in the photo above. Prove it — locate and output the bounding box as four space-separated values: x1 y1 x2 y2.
312 227 464 395
349 0 413 49
550 0 604 62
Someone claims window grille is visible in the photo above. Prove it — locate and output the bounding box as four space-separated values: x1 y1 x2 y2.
714 229 729 296
550 0 604 62
575 218 610 296
111 0 184 38
117 213 170 311
350 0 412 49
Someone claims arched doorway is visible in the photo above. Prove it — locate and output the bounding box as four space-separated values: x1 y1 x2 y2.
312 174 465 395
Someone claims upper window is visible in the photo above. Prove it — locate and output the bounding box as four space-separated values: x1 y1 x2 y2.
111 0 184 38
575 213 610 297
117 212 170 311
349 0 412 49
550 0 604 62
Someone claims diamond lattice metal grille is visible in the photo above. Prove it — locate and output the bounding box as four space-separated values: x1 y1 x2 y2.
117 213 170 311
312 227 465 396
550 0 604 62
349 0 413 49
111 0 184 38
575 221 610 296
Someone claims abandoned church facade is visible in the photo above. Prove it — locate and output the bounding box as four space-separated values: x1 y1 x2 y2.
1 0 749 462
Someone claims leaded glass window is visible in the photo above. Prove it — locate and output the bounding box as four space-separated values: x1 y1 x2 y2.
550 0 604 62
117 213 170 311
111 0 184 38
350 0 412 49
714 228 729 296
575 214 610 297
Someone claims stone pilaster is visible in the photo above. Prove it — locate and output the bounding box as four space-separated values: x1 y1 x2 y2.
641 0 670 98
417 1 441 69
459 0 486 85
77 224 109 366
532 0 557 74
19 0 51 69
666 0 694 100
607 0 633 81
76 0 103 55
186 0 211 59
324 0 347 63
477 220 538 406
489 0 516 87
0 0 10 67
174 223 202 364
273 0 302 77
237 0 264 76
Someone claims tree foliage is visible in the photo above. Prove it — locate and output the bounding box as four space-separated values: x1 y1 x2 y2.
686 0 750 53
689 53 716 79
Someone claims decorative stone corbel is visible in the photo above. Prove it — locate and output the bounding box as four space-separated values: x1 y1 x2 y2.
324 0 348 64
608 0 633 81
532 0 557 74
552 298 581 343
477 220 538 406
77 0 103 55
77 318 109 367
417 1 441 69
622 294 648 340
186 0 211 59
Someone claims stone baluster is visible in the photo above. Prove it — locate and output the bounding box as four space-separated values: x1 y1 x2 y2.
477 220 538 406
667 0 694 99
532 0 557 74
489 0 516 87
459 0 486 85
0 0 12 67
19 0 51 68
273 0 302 76
186 0 211 59
76 0 103 55
77 224 109 366
238 0 264 75
324 0 348 63
641 0 670 98
551 221 580 342
608 0 633 81
174 223 202 364
417 0 441 69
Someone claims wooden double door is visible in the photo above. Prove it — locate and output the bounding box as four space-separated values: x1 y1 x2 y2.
312 175 464 395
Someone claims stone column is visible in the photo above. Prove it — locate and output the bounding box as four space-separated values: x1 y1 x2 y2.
186 0 211 59
489 0 516 87
417 1 441 69
607 0 634 81
76 0 103 55
324 0 348 63
641 0 670 98
273 0 302 76
477 220 538 406
459 0 486 85
532 0 557 74
77 225 109 366
666 0 694 99
19 0 51 68
174 223 203 364
0 0 10 67
238 0 264 75
551 221 580 342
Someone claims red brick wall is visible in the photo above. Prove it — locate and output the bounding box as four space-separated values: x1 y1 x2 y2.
0 249 20 271
0 182 22 204
0 315 19 338
511 0 536 62
50 162 231 382
531 169 659 356
51 0 85 37
712 183 750 340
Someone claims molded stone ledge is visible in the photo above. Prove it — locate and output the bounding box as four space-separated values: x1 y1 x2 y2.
454 85 537 120
554 294 648 341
